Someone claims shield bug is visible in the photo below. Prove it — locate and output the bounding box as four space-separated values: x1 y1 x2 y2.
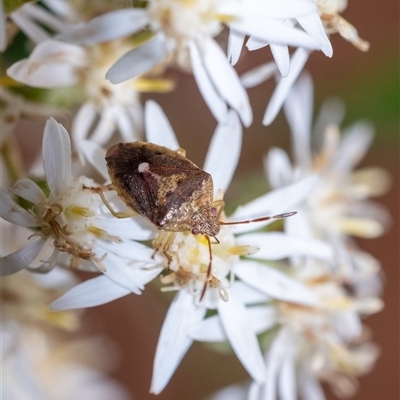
99 142 296 300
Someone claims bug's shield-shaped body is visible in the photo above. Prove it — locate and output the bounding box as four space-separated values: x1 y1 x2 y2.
106 142 220 237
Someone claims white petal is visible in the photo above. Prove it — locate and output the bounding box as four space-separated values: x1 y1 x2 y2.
297 12 333 57
333 122 374 173
200 38 252 127
106 34 166 84
78 140 109 180
113 104 135 142
284 73 313 167
58 9 148 45
228 30 245 66
10 10 49 43
0 188 38 227
7 39 86 87
230 176 319 234
1 238 45 276
298 368 325 400
72 101 98 144
218 288 266 383
96 240 155 263
235 260 318 306
150 290 206 394
42 118 71 199
11 178 47 204
248 381 264 400
240 0 317 19
246 35 268 51
229 17 319 50
263 48 310 125
189 305 277 342
270 43 290 77
51 275 131 310
20 3 68 32
145 101 180 149
237 232 333 260
189 40 228 124
209 383 248 400
203 110 242 194
101 251 156 294
234 281 271 304
89 105 116 144
313 98 346 140
241 62 278 88
278 353 296 400
265 148 293 189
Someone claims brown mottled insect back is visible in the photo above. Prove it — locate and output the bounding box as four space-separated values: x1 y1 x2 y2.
104 142 296 300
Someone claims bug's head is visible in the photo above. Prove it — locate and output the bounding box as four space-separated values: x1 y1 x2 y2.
190 206 220 237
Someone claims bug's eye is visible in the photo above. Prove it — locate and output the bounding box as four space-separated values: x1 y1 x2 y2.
210 207 217 215
191 227 200 235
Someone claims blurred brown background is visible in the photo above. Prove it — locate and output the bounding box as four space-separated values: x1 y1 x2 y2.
12 0 399 399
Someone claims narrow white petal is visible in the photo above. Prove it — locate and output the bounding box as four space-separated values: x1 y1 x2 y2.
101 251 149 294
222 0 318 20
203 110 242 194
11 178 47 205
189 40 228 124
145 101 180 149
237 232 333 260
89 105 116 144
113 104 135 142
235 260 318 306
72 101 98 144
209 383 248 400
230 176 319 234
265 148 293 189
78 140 109 180
333 122 374 173
229 17 319 50
270 44 290 77
96 240 155 263
58 9 148 45
284 73 313 167
241 62 278 88
189 305 277 342
42 118 71 199
246 36 268 51
298 13 333 57
278 353 296 400
228 30 245 66
218 288 266 383
1 238 45 276
10 10 49 43
298 368 325 400
263 48 310 125
21 3 68 32
201 38 252 127
248 381 264 400
150 290 206 394
51 275 132 310
234 281 271 305
0 188 38 227
106 34 166 84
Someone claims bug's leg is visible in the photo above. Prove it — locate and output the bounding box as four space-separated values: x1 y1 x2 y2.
176 148 186 157
199 235 213 301
152 231 177 266
84 185 137 219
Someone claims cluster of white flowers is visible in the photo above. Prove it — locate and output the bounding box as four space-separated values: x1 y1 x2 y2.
1 1 389 399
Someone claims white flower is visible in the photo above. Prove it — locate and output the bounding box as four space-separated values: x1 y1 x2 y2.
1 0 76 51
0 118 159 299
52 101 333 394
57 1 326 127
7 39 152 163
265 73 390 279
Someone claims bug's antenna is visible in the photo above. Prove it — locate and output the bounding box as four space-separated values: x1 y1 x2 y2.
199 235 213 301
219 211 297 226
